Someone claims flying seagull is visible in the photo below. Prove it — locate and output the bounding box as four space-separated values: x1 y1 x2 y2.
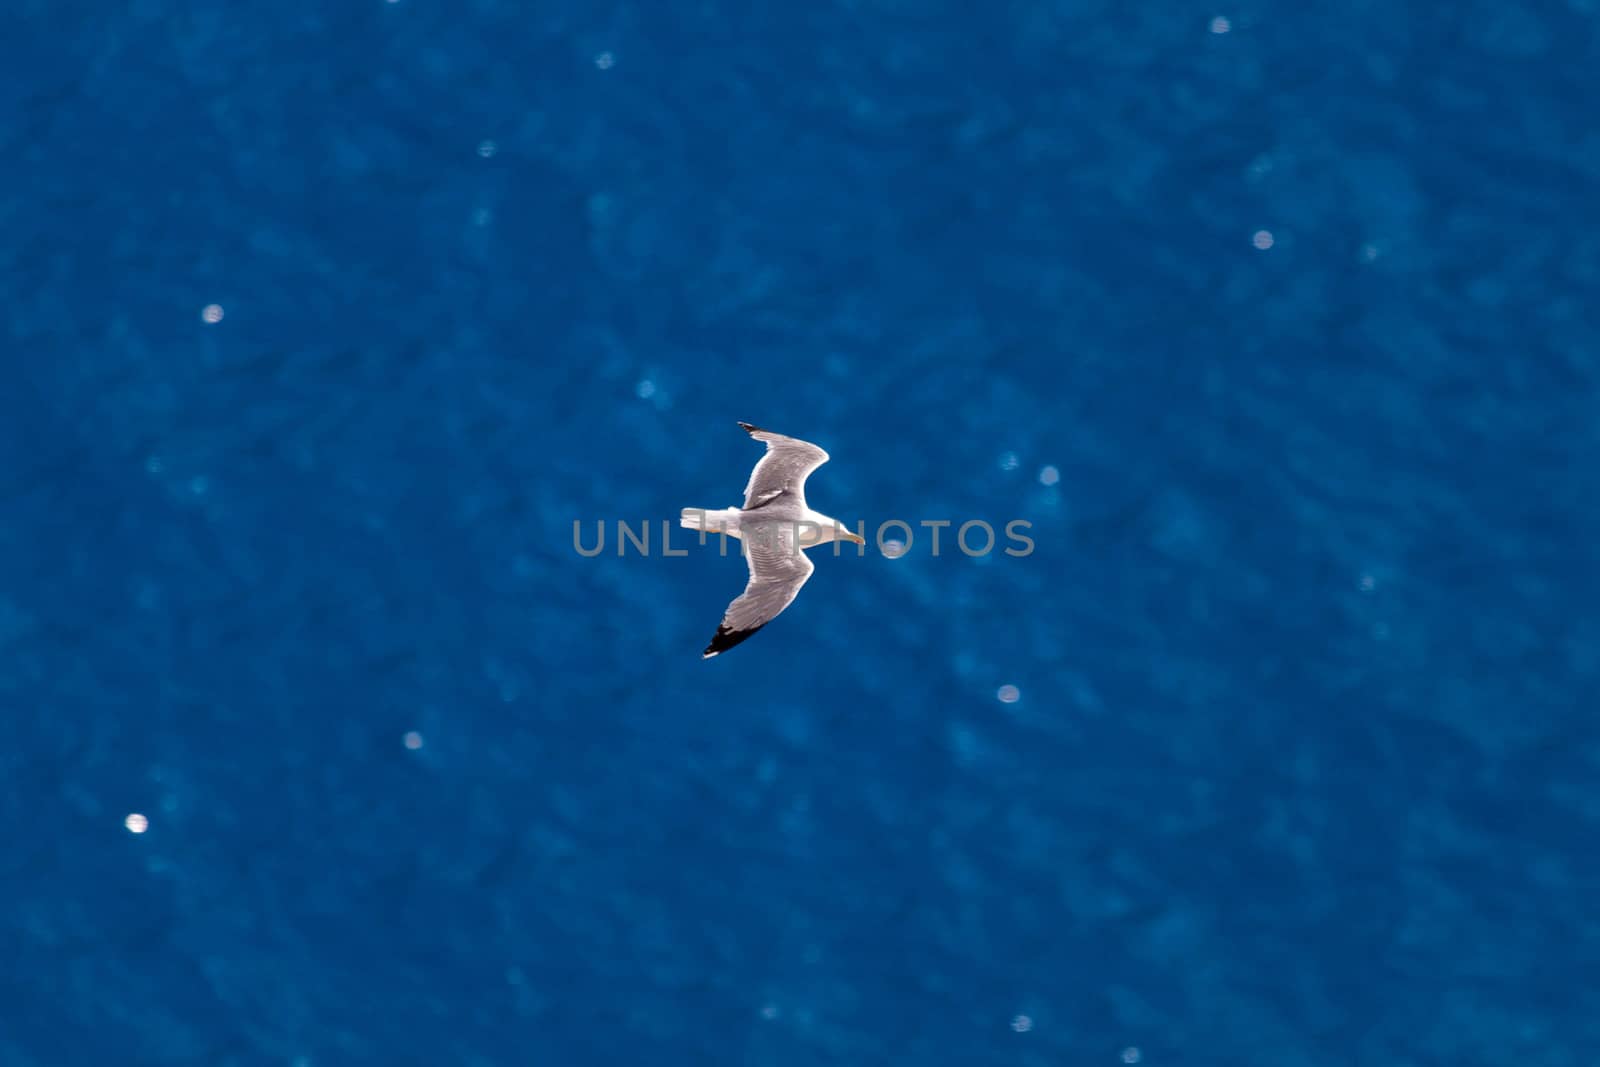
681 422 865 658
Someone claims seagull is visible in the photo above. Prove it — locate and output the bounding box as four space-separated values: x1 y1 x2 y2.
681 422 865 658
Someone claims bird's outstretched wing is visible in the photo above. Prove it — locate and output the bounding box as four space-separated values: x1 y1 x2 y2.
702 528 815 658
739 421 830 511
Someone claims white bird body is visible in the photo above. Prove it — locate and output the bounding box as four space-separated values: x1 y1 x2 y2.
682 422 864 658
678 505 855 545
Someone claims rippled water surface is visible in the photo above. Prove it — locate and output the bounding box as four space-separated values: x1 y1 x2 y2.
5 2 1597 1064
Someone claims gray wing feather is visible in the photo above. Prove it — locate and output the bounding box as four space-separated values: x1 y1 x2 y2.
739 422 829 510
702 530 815 658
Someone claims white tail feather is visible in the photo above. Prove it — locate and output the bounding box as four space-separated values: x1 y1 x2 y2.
680 507 741 538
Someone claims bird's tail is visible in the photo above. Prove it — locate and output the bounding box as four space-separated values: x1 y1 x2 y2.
680 507 740 538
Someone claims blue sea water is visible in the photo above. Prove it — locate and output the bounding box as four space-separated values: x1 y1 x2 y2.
4 2 1597 1064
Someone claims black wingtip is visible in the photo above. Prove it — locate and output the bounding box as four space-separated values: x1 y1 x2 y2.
702 623 765 658
737 421 762 435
